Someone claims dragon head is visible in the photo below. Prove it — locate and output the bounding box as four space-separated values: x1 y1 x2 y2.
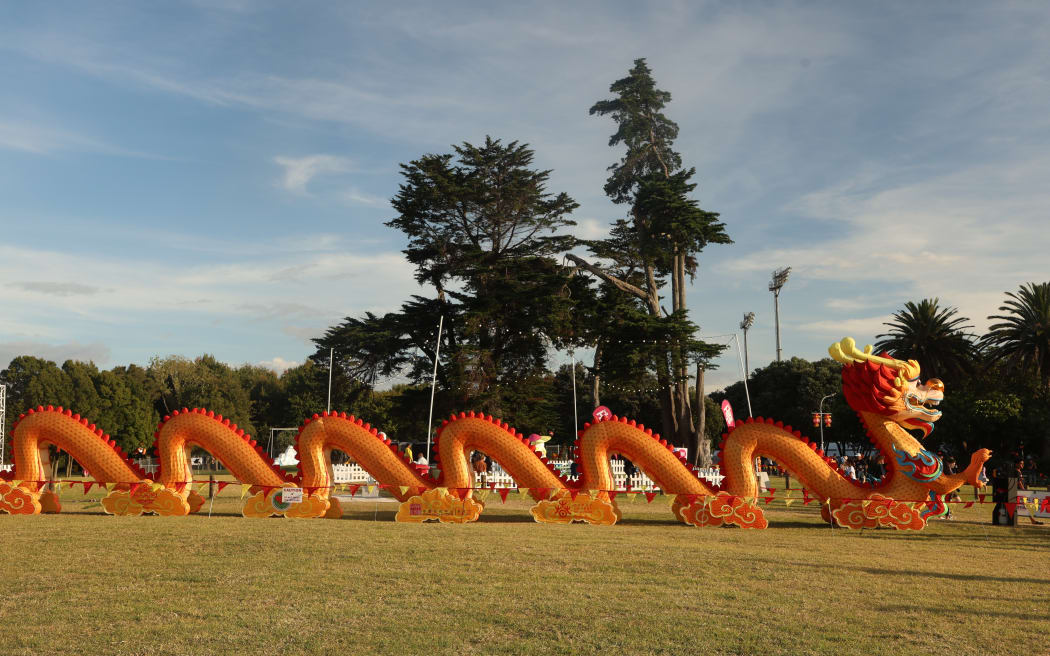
829 337 944 438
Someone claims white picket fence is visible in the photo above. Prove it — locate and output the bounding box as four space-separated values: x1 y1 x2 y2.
331 459 724 490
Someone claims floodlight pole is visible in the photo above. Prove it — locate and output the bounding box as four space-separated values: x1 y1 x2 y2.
739 312 755 379
732 334 753 418
425 315 444 463
769 268 791 362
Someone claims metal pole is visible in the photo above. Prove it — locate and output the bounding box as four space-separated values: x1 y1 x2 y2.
774 290 782 362
425 315 444 463
570 350 578 432
818 393 835 453
0 384 6 467
733 334 753 417
326 347 334 413
742 328 750 379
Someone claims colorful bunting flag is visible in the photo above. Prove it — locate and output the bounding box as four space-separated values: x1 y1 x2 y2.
399 486 409 497
497 488 510 503
217 481 230 493
644 491 657 503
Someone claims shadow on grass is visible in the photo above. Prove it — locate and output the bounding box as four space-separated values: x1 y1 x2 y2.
876 603 1047 620
747 556 1050 585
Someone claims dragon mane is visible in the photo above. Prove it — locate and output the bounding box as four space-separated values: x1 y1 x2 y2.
829 337 920 415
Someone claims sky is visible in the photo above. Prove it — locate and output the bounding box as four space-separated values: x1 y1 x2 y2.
1 1 1048 392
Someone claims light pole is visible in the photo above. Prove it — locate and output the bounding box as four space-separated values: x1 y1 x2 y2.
739 312 755 378
817 393 835 454
769 267 791 361
326 347 334 413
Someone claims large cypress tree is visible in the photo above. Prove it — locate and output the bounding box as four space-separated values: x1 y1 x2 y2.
316 137 592 427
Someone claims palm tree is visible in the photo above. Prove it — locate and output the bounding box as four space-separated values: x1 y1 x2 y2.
981 282 1050 392
874 298 977 382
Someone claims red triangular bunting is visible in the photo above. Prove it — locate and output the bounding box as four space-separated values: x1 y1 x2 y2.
644 491 657 503
963 501 974 508
569 489 580 500
607 490 619 501
766 488 776 494
82 481 94 493
217 482 230 493
978 494 986 503
349 484 361 497
497 488 510 503
415 486 426 496
175 482 188 493
455 488 469 500
1005 502 1017 517
305 487 317 495
764 496 774 505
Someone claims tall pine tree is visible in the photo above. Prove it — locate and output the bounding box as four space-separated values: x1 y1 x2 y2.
568 59 730 459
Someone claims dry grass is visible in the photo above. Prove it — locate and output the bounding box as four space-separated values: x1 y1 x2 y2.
1 484 1048 656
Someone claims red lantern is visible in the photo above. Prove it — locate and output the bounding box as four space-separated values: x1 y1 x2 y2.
812 413 820 427
824 414 832 428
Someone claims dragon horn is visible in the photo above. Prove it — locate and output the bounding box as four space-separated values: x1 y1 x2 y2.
828 337 920 380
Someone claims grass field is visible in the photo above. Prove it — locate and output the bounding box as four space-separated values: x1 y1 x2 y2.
1 484 1048 656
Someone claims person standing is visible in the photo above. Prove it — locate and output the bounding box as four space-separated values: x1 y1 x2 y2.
943 456 959 519
472 451 489 487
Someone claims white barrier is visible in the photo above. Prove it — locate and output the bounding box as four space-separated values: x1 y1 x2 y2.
329 459 726 490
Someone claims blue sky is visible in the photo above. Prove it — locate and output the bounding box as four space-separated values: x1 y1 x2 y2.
1 2 1048 391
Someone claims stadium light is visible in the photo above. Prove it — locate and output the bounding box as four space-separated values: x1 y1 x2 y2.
768 267 791 361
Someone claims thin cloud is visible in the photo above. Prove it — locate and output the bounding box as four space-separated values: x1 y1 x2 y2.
341 187 388 208
0 340 112 370
273 154 354 193
256 356 299 374
14 281 101 296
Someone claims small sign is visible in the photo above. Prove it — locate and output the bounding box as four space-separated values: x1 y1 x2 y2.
593 406 612 422
720 400 736 429
280 487 303 504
